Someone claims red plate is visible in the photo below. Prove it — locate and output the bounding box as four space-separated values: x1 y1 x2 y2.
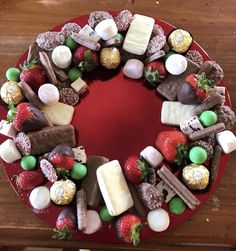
0 12 230 243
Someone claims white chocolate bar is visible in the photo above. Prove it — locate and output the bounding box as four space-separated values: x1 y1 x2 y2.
123 14 154 55
73 146 87 164
41 102 74 126
180 116 204 135
79 24 101 42
216 130 236 154
140 146 163 168
161 101 197 126
0 139 21 163
0 120 17 138
71 77 88 95
96 160 134 216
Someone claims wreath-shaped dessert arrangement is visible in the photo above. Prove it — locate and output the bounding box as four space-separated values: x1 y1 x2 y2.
0 10 236 245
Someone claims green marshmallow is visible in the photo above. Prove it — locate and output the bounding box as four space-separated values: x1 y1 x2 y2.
199 110 217 127
168 196 186 215
70 163 87 180
21 155 37 170
189 146 207 164
6 67 21 82
164 51 175 61
65 37 78 51
99 206 113 222
68 67 83 81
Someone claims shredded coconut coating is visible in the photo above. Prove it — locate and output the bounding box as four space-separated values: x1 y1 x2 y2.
146 35 166 56
40 159 58 183
88 11 113 29
36 31 65 51
186 50 204 66
61 23 81 38
59 87 79 106
14 132 31 155
114 10 133 32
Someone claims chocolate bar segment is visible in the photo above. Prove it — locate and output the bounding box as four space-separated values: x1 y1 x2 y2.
14 125 76 155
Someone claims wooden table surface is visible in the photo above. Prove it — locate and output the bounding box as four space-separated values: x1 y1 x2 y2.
0 0 236 250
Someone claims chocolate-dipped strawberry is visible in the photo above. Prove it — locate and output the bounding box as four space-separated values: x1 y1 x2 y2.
9 102 50 132
177 73 212 104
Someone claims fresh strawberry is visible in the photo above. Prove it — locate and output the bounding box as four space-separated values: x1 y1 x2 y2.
49 144 75 177
73 46 98 72
144 61 167 87
177 72 212 104
155 131 189 165
20 59 47 92
10 102 49 132
123 156 153 184
53 207 76 240
15 170 45 191
116 213 142 246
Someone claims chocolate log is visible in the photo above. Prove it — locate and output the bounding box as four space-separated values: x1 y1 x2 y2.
76 189 87 231
14 125 76 155
209 145 222 181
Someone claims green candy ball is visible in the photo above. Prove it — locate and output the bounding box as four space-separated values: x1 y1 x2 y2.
6 67 20 82
21 155 37 170
164 51 175 61
70 163 87 180
99 206 113 222
189 146 207 164
168 196 186 215
68 67 83 81
65 37 78 51
115 33 124 46
199 110 217 127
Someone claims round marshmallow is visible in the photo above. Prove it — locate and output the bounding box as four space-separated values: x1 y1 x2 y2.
0 139 21 163
51 45 72 69
83 210 102 234
165 54 188 75
147 208 170 232
95 19 118 41
38 83 60 106
29 186 51 210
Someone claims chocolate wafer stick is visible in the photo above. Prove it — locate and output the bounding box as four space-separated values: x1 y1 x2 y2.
27 42 41 62
76 189 87 231
189 123 225 141
157 166 200 210
209 145 222 181
71 33 101 51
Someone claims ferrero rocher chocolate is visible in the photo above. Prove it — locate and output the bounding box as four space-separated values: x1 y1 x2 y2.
168 29 192 53
182 164 209 190
0 81 24 105
50 179 76 205
100 47 121 69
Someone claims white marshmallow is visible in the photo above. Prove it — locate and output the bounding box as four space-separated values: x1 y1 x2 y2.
165 54 188 75
0 139 21 163
216 130 236 154
147 208 170 232
180 116 204 135
52 45 72 69
83 210 102 234
140 146 163 168
95 19 118 41
123 59 144 79
79 24 101 42
38 83 59 106
0 120 17 138
29 186 51 210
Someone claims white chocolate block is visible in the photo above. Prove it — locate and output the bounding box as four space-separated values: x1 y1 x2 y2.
0 120 17 138
140 146 163 168
79 24 101 42
41 102 74 126
71 78 88 95
180 116 204 135
0 139 21 163
161 101 197 126
73 146 87 163
95 19 118 41
216 130 236 154
123 14 155 55
96 160 134 216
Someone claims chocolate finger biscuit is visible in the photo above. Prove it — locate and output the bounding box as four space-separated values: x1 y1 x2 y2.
209 145 222 181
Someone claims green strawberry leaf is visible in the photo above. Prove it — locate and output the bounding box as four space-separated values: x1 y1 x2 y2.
6 104 16 123
52 226 75 240
56 168 69 179
174 144 190 166
138 159 154 180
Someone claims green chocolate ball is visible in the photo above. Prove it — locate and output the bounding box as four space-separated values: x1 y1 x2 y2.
189 146 207 164
68 67 83 81
6 68 20 82
70 163 87 180
168 196 186 215
199 110 217 127
99 206 113 222
164 51 175 61
21 155 37 170
65 37 78 51
115 33 124 46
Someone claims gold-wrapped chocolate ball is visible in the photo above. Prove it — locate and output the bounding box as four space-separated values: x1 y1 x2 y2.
50 179 76 205
100 47 121 69
0 81 24 105
168 29 192 53
182 164 209 190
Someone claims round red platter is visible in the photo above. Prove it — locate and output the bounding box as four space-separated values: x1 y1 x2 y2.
0 12 230 244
